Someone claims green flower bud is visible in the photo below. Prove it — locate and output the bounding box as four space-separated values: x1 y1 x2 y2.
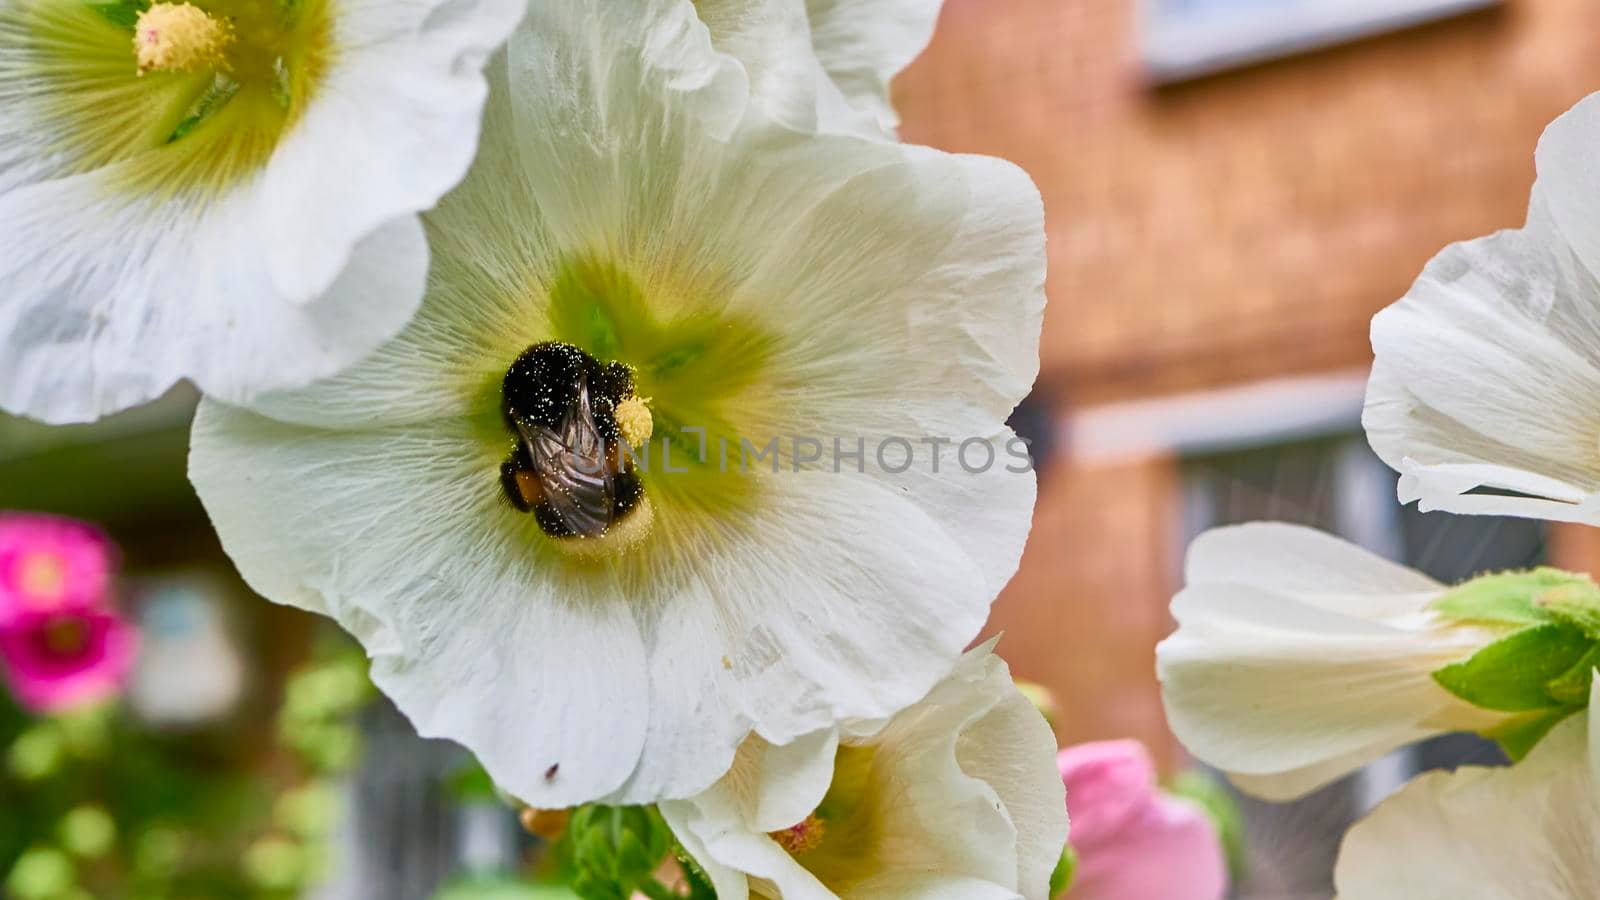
1428 567 1600 761
567 805 672 900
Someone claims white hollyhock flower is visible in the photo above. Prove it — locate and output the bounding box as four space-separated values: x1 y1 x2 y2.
1334 677 1600 899
693 0 941 137
1156 523 1509 801
1365 92 1600 524
0 0 524 424
188 0 1044 807
660 645 1069 900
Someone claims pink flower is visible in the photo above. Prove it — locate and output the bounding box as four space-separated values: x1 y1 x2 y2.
0 606 138 713
0 513 116 621
1058 740 1227 900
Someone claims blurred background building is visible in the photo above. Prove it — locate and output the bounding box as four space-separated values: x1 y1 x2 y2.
5 0 1600 897
893 0 1600 895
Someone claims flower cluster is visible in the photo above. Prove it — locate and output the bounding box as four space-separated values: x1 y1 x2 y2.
2 0 1069 896
1159 93 1600 895
0 514 135 714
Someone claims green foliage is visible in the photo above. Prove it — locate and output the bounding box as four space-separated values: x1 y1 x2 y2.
677 852 718 900
566 805 674 900
1432 622 1594 712
436 878 583 900
448 757 501 804
0 631 373 899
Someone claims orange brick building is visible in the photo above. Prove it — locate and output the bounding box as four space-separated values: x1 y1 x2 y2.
895 0 1600 763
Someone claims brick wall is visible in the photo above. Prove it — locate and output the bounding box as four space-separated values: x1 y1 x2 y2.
899 0 1600 757
898 0 1600 404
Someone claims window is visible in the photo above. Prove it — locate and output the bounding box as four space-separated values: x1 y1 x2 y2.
1142 0 1501 82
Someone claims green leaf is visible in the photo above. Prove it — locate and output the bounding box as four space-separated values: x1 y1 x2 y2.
1048 844 1077 898
1544 647 1600 707
1431 568 1600 629
1431 622 1594 712
1483 707 1582 762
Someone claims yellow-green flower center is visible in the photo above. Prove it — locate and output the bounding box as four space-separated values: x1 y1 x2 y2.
768 813 826 856
471 256 782 571
756 744 882 897
15 0 334 199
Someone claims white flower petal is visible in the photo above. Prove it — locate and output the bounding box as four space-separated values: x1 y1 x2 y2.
193 0 1044 808
610 471 991 804
1364 93 1600 524
1532 92 1600 288
0 177 433 423
1158 524 1502 800
949 651 1071 900
189 401 651 807
665 648 1066 900
689 0 939 138
259 0 526 305
1334 686 1600 898
0 0 523 422
1184 521 1441 608
692 0 828 134
804 0 942 133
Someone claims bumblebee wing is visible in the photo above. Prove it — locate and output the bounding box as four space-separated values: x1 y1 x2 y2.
519 382 614 536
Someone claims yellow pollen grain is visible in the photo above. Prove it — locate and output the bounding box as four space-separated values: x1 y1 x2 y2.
134 3 233 76
769 813 826 856
614 395 654 448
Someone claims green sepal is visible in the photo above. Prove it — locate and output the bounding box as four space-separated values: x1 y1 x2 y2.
1540 583 1600 641
677 852 719 900
1483 706 1583 762
1166 771 1249 882
567 806 673 900
1431 622 1594 712
1544 648 1600 707
1430 568 1600 629
1048 844 1078 898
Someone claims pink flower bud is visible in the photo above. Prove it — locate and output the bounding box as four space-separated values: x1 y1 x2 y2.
1057 740 1226 900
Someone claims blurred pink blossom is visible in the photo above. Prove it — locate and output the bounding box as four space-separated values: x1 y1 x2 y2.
0 513 116 621
1058 740 1227 900
0 606 138 713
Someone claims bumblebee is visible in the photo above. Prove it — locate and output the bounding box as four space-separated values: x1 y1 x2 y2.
499 342 646 541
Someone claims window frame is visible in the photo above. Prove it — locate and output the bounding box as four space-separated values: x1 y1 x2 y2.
1140 0 1501 83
